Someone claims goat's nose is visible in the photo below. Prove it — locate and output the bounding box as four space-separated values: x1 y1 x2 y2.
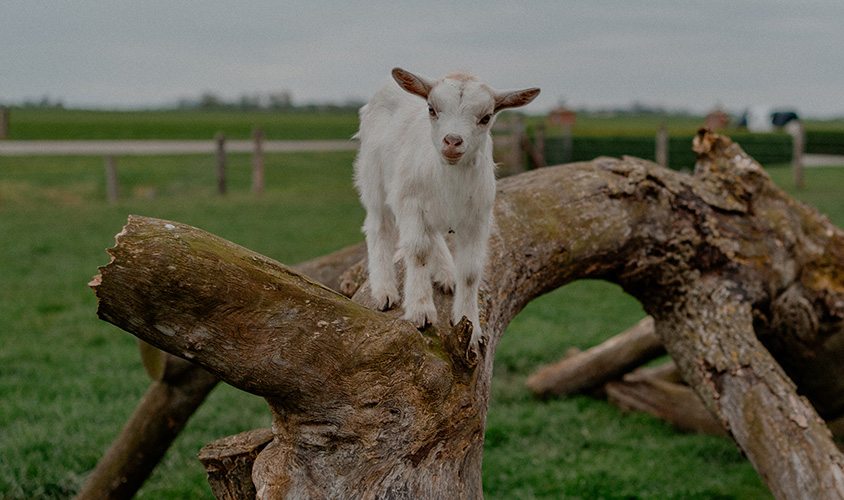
443 134 463 147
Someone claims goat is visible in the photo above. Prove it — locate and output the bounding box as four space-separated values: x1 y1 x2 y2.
354 67 540 344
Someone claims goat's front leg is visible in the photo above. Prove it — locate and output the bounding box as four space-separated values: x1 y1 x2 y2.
397 202 437 329
452 227 489 343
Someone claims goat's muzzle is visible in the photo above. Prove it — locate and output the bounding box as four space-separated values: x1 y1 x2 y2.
441 134 465 163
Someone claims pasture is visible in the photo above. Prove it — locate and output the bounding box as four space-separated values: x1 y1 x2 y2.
2 109 842 499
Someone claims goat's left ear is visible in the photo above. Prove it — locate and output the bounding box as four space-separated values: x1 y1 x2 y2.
494 87 541 114
392 68 435 100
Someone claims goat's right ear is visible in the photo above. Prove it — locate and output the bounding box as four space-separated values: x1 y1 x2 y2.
494 87 541 114
392 68 434 100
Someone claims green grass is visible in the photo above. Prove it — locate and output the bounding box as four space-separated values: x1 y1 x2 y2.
545 113 705 137
6 107 841 142
1 120 842 499
2 108 360 141
0 151 365 499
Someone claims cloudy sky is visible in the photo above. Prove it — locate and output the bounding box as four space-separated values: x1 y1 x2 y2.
2 1 842 117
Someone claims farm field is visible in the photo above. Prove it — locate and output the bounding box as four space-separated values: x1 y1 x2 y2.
0 108 362 141
5 107 843 142
2 110 843 499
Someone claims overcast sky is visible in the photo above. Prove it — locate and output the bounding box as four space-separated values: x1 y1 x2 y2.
2 1 843 117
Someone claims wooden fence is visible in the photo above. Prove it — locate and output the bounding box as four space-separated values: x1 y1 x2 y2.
1 119 837 204
0 130 357 203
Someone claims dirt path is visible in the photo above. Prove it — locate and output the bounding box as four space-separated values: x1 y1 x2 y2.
802 154 844 167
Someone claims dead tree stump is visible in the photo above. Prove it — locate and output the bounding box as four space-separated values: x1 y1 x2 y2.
90 130 844 499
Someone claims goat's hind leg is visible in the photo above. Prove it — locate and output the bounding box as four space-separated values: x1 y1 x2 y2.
362 207 400 310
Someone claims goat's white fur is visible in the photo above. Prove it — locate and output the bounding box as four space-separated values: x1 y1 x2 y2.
354 67 540 344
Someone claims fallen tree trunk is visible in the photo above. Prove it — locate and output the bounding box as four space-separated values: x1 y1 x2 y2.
90 131 844 499
526 315 664 397
605 362 728 437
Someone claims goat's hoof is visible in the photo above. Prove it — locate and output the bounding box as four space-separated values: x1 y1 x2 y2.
411 315 433 330
372 289 400 311
433 272 455 295
380 298 399 311
404 307 435 330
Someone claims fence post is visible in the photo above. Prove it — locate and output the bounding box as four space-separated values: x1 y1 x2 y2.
105 155 120 204
215 132 227 195
561 122 573 164
0 107 8 140
789 121 805 189
509 115 525 173
534 123 546 168
252 127 265 196
656 124 669 169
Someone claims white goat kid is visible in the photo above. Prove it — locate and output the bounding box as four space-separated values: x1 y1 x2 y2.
354 67 540 343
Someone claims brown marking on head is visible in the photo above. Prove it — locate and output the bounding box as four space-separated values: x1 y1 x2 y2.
442 72 478 83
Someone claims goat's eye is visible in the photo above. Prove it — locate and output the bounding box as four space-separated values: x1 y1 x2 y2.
428 105 437 119
479 114 492 125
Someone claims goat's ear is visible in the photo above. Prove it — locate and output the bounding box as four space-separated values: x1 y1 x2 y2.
392 68 435 100
494 87 541 114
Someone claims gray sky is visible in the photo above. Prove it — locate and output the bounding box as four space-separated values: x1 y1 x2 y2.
3 1 843 117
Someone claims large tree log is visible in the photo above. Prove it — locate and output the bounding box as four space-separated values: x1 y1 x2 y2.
75 244 368 500
91 131 844 499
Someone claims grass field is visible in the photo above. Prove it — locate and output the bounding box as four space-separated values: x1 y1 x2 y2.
6 107 842 142
2 108 361 141
1 111 842 499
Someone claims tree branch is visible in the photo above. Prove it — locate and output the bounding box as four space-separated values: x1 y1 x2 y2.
92 217 427 400
655 276 844 499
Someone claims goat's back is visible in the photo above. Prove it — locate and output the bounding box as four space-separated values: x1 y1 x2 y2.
359 78 426 135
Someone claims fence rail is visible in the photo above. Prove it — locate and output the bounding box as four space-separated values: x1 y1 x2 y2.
2 131 840 205
0 135 358 203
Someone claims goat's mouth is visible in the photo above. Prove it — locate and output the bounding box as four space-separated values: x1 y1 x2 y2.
441 151 464 163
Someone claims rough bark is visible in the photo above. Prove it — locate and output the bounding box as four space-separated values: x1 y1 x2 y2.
655 276 844 498
90 130 844 499
199 428 275 500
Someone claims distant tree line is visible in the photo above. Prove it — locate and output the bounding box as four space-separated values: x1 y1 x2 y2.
0 91 367 112
176 90 366 112
2 95 66 109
